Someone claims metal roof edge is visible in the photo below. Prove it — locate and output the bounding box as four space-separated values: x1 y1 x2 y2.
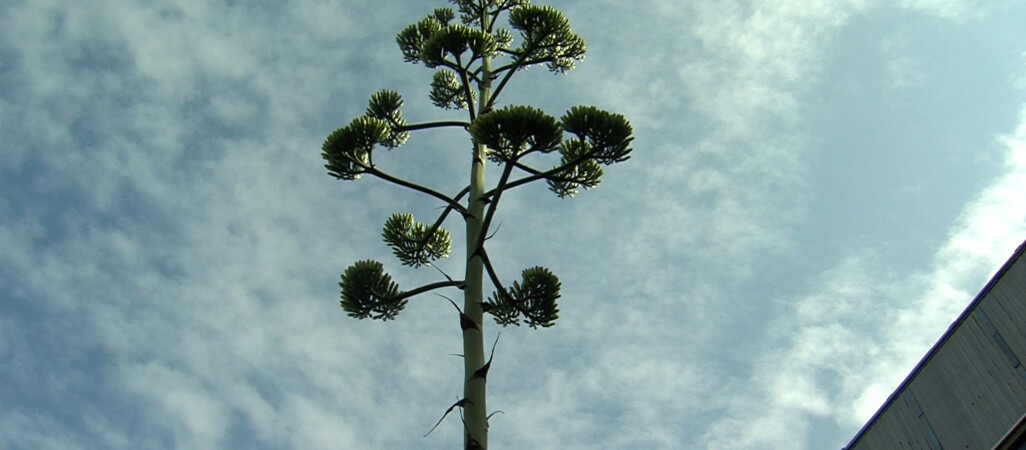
842 237 1026 449
992 410 1026 450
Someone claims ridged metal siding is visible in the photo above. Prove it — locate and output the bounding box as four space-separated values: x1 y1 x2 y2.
846 241 1026 449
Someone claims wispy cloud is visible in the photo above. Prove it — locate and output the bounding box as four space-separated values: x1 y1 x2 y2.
704 104 1026 448
1 0 1021 448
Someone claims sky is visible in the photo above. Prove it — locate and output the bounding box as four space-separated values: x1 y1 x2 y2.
1 0 1025 448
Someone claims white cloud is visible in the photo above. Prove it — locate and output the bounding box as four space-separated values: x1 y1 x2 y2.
900 0 980 18
701 252 888 449
2 0 1023 448
855 104 1026 414
705 104 1026 448
122 362 231 448
0 412 79 449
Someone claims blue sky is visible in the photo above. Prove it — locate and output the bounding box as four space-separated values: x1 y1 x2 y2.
2 0 1024 448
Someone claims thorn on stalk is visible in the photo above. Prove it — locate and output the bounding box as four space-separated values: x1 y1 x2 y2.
432 265 461 287
485 221 502 241
466 436 484 450
424 397 471 438
446 297 480 332
458 405 486 450
471 333 500 382
487 410 505 428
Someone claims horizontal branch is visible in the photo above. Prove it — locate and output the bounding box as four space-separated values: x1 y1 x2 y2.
481 161 545 197
365 167 469 216
485 150 596 196
397 121 470 132
395 279 466 302
510 161 582 184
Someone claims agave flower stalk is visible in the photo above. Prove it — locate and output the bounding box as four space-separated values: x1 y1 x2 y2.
319 1 634 448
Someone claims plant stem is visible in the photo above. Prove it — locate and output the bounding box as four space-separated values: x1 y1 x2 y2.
463 147 488 450
462 8 493 449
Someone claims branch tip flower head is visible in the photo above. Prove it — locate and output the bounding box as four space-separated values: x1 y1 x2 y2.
486 266 561 328
382 213 452 267
340 260 405 320
470 105 562 163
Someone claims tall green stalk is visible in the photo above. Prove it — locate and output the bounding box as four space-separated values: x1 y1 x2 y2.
463 54 491 449
320 2 633 448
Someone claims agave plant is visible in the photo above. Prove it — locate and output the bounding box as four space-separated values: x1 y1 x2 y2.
320 1 633 447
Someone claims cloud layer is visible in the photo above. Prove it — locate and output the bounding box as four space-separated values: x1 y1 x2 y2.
2 0 1023 448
